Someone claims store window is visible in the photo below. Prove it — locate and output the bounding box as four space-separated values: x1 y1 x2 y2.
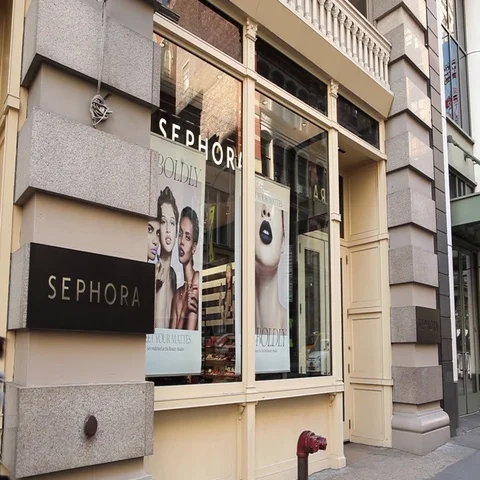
348 0 368 18
441 0 470 132
256 38 328 116
148 38 242 385
157 0 242 62
337 95 379 148
255 92 331 379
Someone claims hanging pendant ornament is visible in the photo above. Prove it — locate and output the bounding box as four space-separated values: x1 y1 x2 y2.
90 0 113 127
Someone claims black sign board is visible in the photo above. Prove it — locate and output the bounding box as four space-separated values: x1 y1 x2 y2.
26 243 154 334
416 306 441 344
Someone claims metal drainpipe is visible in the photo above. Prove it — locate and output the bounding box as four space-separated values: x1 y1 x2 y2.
297 430 327 480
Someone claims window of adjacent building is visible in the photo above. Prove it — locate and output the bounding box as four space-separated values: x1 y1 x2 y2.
157 0 243 62
255 92 331 380
148 38 242 385
337 95 379 148
449 169 475 199
348 0 368 17
442 0 470 132
256 38 328 116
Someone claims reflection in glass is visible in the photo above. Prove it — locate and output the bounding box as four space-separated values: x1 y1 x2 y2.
255 92 330 380
256 39 327 116
157 0 242 62
149 38 242 385
454 248 480 414
443 30 452 119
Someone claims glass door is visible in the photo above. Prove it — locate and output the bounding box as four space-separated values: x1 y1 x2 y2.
454 248 480 415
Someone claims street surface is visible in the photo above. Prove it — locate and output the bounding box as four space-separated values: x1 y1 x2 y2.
310 412 480 480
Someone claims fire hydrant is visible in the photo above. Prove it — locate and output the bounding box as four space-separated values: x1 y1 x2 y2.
297 430 327 480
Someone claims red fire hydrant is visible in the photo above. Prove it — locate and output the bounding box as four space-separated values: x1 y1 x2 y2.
297 430 327 480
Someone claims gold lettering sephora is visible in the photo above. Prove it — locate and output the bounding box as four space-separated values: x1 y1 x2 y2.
47 276 140 307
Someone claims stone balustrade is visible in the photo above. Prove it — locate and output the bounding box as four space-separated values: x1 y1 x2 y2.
282 0 391 88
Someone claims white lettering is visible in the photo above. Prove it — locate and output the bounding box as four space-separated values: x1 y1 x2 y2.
186 129 195 147
132 287 140 307
226 146 235 170
172 123 181 142
198 135 208 160
62 277 71 300
90 281 101 303
159 118 167 137
212 142 223 166
104 283 117 305
76 279 86 301
120 285 129 306
48 275 57 299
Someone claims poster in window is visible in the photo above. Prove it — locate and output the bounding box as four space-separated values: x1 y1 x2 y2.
146 135 205 376
255 175 291 373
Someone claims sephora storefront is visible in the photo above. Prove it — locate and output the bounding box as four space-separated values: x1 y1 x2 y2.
2 0 395 479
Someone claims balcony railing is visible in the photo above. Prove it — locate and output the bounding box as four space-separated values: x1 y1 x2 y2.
280 0 391 88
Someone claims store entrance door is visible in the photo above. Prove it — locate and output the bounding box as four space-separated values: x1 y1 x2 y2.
341 246 351 441
454 248 480 415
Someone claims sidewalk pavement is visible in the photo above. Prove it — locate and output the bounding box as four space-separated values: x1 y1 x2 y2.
309 412 480 480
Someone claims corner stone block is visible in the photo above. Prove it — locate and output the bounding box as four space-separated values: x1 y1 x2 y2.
15 108 151 215
22 0 160 107
386 131 434 179
388 189 436 232
389 245 438 286
392 365 443 404
3 382 154 478
386 24 429 77
390 77 432 127
373 0 427 27
391 306 417 343
8 245 30 330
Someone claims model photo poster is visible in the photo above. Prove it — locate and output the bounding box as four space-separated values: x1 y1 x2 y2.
146 134 205 376
255 175 291 373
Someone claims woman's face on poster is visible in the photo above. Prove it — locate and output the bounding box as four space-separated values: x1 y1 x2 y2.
226 264 232 285
178 216 197 265
160 202 177 255
255 202 284 270
147 220 160 261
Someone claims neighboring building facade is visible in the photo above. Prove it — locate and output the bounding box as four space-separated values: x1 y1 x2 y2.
445 0 480 418
0 0 461 479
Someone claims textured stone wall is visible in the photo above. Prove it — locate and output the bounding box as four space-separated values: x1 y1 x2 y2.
374 0 452 454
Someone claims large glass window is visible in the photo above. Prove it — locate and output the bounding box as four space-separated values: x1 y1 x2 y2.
148 38 242 385
442 0 470 132
157 0 242 62
256 39 328 116
337 95 379 148
254 92 331 379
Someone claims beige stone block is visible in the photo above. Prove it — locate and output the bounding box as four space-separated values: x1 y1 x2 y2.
389 245 438 286
373 0 427 27
390 77 432 127
392 425 450 454
386 131 434 179
20 193 146 262
14 330 146 387
388 189 436 232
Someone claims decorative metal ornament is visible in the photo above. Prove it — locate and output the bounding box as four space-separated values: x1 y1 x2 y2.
90 0 113 127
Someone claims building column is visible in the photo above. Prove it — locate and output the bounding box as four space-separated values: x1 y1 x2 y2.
373 0 451 454
2 0 159 477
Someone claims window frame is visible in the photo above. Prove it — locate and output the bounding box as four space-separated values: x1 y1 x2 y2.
442 0 470 132
152 11 386 410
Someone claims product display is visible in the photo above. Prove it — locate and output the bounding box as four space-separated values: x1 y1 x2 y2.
203 334 238 381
